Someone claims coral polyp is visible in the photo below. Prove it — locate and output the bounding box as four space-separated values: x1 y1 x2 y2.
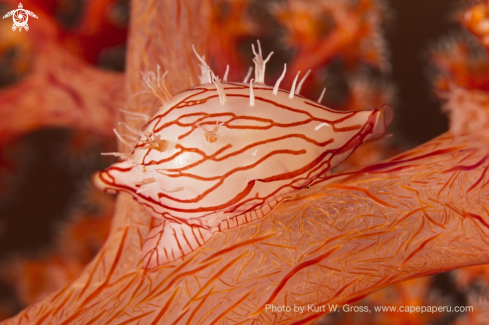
93 42 393 268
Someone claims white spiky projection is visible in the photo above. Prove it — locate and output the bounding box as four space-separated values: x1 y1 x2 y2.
93 41 394 268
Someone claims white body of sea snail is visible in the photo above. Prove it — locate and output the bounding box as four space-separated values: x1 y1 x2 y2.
93 42 394 268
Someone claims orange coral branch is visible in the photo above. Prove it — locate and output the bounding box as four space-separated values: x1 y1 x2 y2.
2 130 488 324
2 1 489 324
0 0 124 145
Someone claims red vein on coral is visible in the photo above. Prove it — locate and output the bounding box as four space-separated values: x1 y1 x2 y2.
401 233 442 267
149 287 180 325
184 253 247 309
330 185 398 208
252 247 340 316
201 235 275 263
209 288 257 325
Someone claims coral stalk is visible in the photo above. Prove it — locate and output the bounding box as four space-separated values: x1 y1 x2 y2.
2 1 489 324
2 131 488 324
0 0 124 145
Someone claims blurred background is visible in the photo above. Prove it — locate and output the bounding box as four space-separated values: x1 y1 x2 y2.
2 0 488 324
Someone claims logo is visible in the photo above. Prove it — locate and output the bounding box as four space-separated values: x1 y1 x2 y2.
2 3 37 32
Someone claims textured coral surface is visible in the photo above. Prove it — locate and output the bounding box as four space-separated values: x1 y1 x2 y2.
0 0 125 146
3 131 489 324
2 0 489 324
